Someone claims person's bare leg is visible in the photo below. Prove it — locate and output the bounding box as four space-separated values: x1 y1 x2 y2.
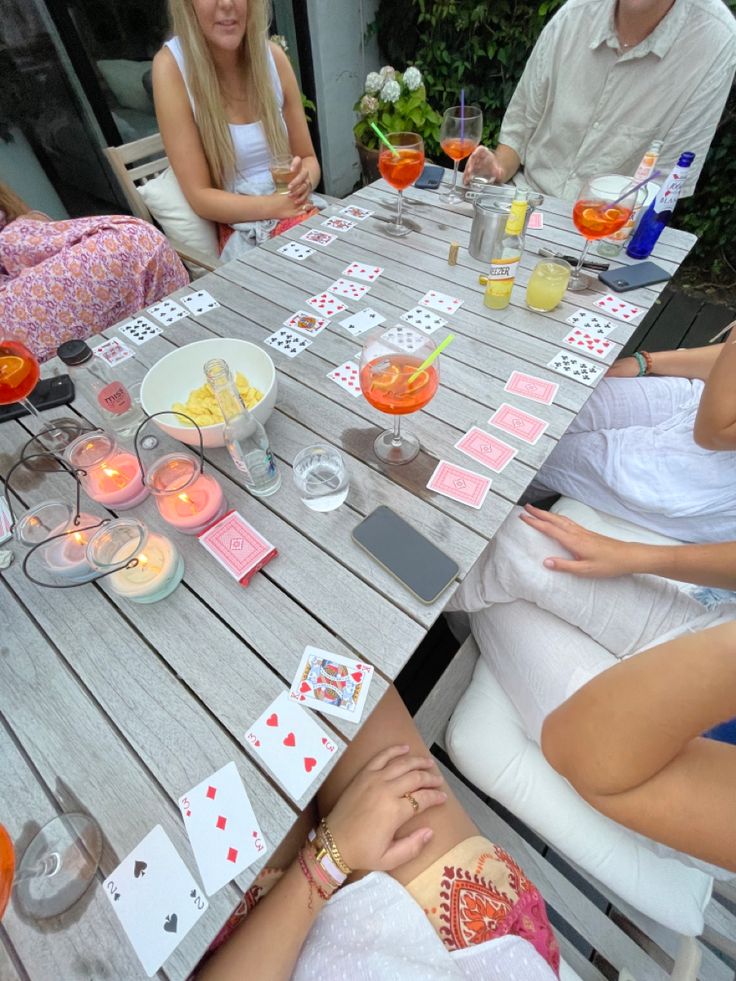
318 685 477 885
542 621 736 870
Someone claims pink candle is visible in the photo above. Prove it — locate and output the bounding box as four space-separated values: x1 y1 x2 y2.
85 452 150 509
156 472 225 533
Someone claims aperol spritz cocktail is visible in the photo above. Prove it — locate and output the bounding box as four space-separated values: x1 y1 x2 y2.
378 132 425 238
440 105 483 203
569 175 636 291
0 825 14 920
360 328 439 464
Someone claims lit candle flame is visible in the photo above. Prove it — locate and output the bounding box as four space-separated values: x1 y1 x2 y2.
103 466 128 489
177 491 197 515
73 532 85 545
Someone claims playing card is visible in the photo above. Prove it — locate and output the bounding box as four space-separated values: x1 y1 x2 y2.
147 298 188 326
283 310 329 336
427 460 491 510
179 761 266 897
488 403 549 444
455 426 517 473
342 261 383 283
418 289 463 315
504 370 558 405
593 294 642 322
322 216 355 233
562 328 616 362
566 309 615 336
198 510 278 585
527 211 543 230
302 229 336 247
180 290 221 316
339 205 373 221
119 316 162 346
546 350 605 386
277 241 314 261
264 327 312 358
0 495 12 545
327 360 361 397
306 291 347 317
244 691 338 802
382 325 424 353
103 825 208 977
93 337 135 367
338 308 385 336
400 306 447 334
289 646 374 723
328 278 370 301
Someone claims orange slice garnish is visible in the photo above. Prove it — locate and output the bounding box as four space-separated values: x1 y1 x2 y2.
0 356 26 385
407 369 430 392
371 364 401 389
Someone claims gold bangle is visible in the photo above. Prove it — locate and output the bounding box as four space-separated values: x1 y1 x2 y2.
318 818 352 876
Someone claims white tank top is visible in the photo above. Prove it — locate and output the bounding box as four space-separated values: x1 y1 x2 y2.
164 36 284 185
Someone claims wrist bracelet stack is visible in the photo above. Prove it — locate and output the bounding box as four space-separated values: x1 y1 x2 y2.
633 350 653 376
297 820 352 909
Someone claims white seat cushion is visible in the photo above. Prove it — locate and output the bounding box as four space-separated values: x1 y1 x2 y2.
447 651 714 936
138 167 219 265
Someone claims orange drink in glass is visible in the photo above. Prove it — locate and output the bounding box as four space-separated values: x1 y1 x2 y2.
439 105 483 203
569 175 637 291
377 132 424 237
0 825 14 920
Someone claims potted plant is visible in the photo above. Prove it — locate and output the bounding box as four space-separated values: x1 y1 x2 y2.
353 65 441 184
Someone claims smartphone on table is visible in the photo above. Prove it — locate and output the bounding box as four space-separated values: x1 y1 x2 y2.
598 261 671 292
0 374 75 424
414 164 444 191
352 506 459 604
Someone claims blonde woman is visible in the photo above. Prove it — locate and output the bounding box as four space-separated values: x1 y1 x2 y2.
153 0 320 250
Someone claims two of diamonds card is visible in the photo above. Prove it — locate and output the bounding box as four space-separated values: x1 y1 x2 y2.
427 461 491 510
488 403 548 445
264 327 312 358
119 316 161 345
342 261 383 283
181 290 220 316
455 427 517 473
103 825 208 977
245 691 338 801
289 647 373 723
327 360 361 397
546 351 605 386
339 308 385 337
504 371 558 405
147 298 188 326
284 310 329 336
179 761 266 897
401 306 447 334
277 241 314 261
419 290 463 315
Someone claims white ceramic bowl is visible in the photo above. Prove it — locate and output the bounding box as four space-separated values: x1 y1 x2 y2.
140 338 277 448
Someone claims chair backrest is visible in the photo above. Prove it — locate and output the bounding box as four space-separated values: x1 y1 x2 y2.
105 133 169 222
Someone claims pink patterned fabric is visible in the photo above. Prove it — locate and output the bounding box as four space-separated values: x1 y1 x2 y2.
0 214 188 361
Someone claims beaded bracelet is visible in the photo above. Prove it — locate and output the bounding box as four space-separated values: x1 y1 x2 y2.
297 847 332 910
318 818 352 876
632 351 647 376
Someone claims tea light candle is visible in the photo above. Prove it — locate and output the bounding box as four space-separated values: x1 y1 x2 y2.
86 518 183 604
146 453 226 535
41 520 98 583
66 432 149 511
15 501 99 583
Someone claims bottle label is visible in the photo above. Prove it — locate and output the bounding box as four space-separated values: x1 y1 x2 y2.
653 173 685 214
98 382 131 415
504 202 528 236
487 257 520 281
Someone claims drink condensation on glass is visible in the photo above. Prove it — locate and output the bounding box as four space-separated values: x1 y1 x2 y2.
525 258 571 312
293 444 349 512
270 154 294 194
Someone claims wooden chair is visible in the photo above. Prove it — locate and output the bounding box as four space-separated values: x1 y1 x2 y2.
105 133 218 273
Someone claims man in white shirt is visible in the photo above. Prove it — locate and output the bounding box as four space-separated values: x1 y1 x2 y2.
465 0 736 199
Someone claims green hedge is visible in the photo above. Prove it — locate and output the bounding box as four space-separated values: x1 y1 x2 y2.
376 0 735 280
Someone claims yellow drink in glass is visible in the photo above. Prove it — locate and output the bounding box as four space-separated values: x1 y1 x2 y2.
525 259 571 312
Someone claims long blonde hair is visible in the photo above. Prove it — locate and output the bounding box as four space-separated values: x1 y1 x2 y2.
168 0 289 188
0 181 30 223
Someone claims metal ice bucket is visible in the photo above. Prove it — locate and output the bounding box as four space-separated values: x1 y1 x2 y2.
467 182 544 263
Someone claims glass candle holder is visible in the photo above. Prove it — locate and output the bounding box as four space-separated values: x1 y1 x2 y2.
65 432 149 511
14 500 99 584
145 453 226 535
86 518 183 604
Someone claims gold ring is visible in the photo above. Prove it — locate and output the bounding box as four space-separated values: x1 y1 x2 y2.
403 793 419 813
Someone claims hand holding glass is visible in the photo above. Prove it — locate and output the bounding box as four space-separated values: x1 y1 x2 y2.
440 105 483 204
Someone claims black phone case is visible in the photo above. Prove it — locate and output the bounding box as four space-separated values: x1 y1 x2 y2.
598 261 671 292
415 165 444 190
0 374 75 424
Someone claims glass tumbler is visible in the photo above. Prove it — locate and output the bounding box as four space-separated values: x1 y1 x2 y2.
292 444 349 512
525 258 572 312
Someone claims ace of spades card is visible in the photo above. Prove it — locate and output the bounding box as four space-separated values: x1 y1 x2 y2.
103 825 208 977
244 692 338 802
289 647 374 723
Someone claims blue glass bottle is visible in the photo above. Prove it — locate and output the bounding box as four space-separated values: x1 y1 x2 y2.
626 152 695 259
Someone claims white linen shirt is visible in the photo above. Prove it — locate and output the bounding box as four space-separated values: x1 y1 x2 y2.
499 0 736 199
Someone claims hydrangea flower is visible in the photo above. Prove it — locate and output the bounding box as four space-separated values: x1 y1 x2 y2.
360 94 379 116
364 71 383 94
380 65 397 79
380 78 401 103
403 66 422 91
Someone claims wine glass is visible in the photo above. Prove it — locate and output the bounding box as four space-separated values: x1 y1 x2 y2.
439 105 483 204
569 175 637 291
377 132 425 238
0 814 102 920
359 327 440 465
0 335 82 453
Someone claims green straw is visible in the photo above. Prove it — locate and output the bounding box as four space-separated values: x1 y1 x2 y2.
408 333 455 383
370 121 399 157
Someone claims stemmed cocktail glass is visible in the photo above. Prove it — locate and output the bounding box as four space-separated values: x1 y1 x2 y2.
569 175 637 291
0 814 102 920
439 105 483 204
377 132 425 238
0 335 82 453
360 327 439 465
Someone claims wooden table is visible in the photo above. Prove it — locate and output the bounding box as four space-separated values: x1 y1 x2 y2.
0 181 695 980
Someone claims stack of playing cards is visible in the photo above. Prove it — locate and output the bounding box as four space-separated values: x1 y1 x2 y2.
198 511 277 586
